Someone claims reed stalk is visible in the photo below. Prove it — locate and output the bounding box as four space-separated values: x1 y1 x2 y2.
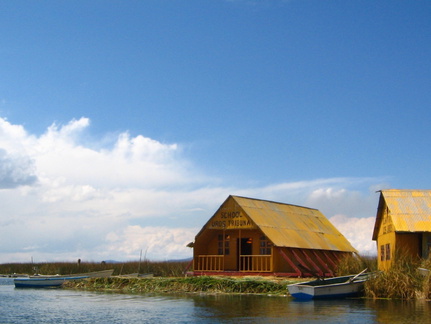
364 252 424 300
336 253 377 276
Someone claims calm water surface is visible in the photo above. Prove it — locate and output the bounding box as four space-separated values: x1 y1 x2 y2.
1 278 430 323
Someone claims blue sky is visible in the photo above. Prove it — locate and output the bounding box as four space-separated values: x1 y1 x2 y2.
0 0 430 263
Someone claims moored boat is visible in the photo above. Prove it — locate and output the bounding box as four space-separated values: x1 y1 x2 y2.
14 276 88 288
287 269 370 300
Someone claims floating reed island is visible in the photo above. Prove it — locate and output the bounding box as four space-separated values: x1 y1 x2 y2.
3 256 431 300
64 276 295 295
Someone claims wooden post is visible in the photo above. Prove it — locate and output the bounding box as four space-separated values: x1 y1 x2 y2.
277 247 301 276
291 248 314 276
300 249 323 277
312 250 333 276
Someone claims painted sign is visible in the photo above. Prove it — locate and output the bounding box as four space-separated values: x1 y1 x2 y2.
208 210 256 229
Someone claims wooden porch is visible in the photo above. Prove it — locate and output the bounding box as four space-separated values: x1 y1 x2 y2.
194 254 273 272
190 247 345 277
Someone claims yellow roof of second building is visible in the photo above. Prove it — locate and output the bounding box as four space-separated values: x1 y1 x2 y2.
230 196 357 252
374 189 431 236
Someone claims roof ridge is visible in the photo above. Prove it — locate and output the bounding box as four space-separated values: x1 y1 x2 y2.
230 195 319 211
380 189 431 192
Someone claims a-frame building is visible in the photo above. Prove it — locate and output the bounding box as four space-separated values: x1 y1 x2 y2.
192 195 357 277
372 189 431 271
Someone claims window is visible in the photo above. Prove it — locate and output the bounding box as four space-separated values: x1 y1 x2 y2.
259 235 272 255
225 235 230 255
218 234 230 255
380 245 385 261
386 243 391 261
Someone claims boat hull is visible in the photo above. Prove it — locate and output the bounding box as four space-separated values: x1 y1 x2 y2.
14 276 88 288
287 274 369 300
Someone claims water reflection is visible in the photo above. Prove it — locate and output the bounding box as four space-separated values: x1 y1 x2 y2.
365 299 431 324
191 294 292 322
1 282 431 323
189 295 375 323
190 294 431 323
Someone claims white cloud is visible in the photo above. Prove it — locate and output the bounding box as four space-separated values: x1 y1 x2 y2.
0 117 222 262
0 149 37 188
0 116 382 263
304 187 380 255
31 118 196 189
104 226 198 261
0 118 37 188
329 215 377 255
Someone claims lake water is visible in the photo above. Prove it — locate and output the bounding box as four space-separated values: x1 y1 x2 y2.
1 278 431 323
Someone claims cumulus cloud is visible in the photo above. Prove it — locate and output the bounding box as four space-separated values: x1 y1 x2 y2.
31 118 196 190
0 116 382 263
104 226 198 261
329 215 377 255
0 117 220 262
0 149 37 188
0 118 38 189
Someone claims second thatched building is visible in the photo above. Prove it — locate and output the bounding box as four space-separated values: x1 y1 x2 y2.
372 189 431 271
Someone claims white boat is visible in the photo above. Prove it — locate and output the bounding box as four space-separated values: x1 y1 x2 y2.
287 269 370 300
14 276 88 288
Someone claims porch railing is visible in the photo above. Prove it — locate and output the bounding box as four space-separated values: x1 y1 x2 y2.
195 255 224 271
240 255 272 272
195 255 272 272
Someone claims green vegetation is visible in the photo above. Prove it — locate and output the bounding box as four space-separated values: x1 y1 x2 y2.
365 254 431 300
64 276 294 295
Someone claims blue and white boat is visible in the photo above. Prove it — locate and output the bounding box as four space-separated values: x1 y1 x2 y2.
14 276 88 288
287 269 370 300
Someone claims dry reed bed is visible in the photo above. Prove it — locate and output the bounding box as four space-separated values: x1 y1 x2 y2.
318 253 431 300
64 276 294 295
0 260 190 277
365 256 431 300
